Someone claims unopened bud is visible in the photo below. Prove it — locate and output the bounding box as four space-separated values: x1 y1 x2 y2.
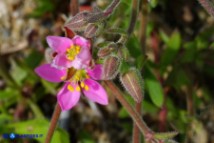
86 12 106 23
84 23 100 38
98 43 117 57
103 56 120 80
120 68 144 102
117 44 129 61
64 11 92 31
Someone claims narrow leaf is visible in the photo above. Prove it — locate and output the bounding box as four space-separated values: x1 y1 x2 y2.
144 65 164 107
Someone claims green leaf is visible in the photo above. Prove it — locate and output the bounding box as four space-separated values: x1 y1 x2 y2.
0 88 19 108
144 65 164 107
154 131 178 140
7 119 69 143
182 42 197 63
27 100 45 119
160 31 181 71
10 59 27 86
78 130 96 143
29 0 54 17
0 114 12 133
119 60 130 74
126 35 141 58
142 100 159 114
167 69 191 90
26 50 43 69
119 107 129 118
159 30 169 44
41 79 57 94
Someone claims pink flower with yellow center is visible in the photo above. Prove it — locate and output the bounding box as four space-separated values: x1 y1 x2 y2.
35 64 108 111
46 35 91 69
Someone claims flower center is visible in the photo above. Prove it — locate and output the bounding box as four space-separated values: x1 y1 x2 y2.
72 69 89 82
66 69 90 92
66 45 81 61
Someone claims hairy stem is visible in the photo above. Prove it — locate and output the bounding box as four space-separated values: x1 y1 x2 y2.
198 0 214 17
70 0 79 16
104 81 153 136
132 102 142 143
127 0 139 36
104 0 121 16
45 104 61 143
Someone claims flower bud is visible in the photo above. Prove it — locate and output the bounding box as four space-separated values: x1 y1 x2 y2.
84 23 100 38
102 56 120 80
64 11 92 32
98 43 117 58
120 68 144 102
117 44 129 61
86 12 106 23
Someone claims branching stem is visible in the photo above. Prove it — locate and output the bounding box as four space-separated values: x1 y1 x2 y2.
105 81 153 136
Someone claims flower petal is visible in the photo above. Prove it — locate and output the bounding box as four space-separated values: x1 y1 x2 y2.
73 35 91 48
52 54 73 69
71 57 90 69
77 46 91 62
57 83 81 111
46 36 73 53
35 64 66 82
83 79 108 105
87 64 103 80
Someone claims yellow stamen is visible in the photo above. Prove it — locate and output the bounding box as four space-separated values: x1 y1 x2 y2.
74 76 80 81
80 82 85 88
67 84 74 92
66 45 81 61
76 86 81 91
84 85 89 91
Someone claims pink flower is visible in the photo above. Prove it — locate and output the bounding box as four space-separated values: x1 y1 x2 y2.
35 64 108 111
46 35 91 69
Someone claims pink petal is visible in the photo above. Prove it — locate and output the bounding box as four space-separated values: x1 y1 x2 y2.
46 36 73 53
73 35 91 49
35 64 66 82
71 57 90 69
83 79 108 105
57 83 81 111
87 64 103 80
77 46 91 62
52 54 72 69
